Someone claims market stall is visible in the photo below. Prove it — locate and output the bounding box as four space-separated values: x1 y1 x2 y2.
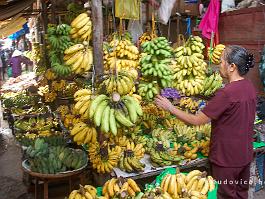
1 0 265 199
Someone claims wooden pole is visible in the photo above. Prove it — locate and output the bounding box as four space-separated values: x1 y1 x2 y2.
51 0 56 24
91 0 104 79
41 0 48 33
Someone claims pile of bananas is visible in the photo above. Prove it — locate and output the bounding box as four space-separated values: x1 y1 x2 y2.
47 24 73 53
26 138 87 174
89 94 142 135
201 72 223 96
110 135 130 149
74 89 92 118
151 128 176 147
139 32 156 45
140 37 173 89
208 44 226 64
160 170 215 198
70 122 97 145
185 36 205 54
69 185 101 199
14 117 55 132
104 38 139 71
173 36 207 96
148 146 183 167
70 12 92 41
44 69 57 80
99 72 135 95
57 105 81 129
119 142 145 172
64 43 93 74
138 80 160 101
43 91 57 102
141 187 172 199
51 80 66 92
173 142 199 160
142 103 170 118
131 134 148 147
102 178 141 198
88 142 122 173
47 24 72 76
178 97 201 113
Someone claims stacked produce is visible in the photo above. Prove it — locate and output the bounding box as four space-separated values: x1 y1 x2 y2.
139 37 173 100
173 36 207 96
14 117 55 133
119 142 145 172
11 106 49 116
103 36 139 71
88 94 142 135
26 138 87 174
73 89 92 118
70 12 92 41
68 184 102 199
56 105 81 129
1 92 38 109
99 72 136 96
138 32 156 45
88 142 122 173
64 43 93 74
141 187 172 199
47 24 73 76
201 72 223 96
102 178 141 198
70 122 97 145
178 97 202 113
160 169 215 198
208 44 226 64
147 142 184 167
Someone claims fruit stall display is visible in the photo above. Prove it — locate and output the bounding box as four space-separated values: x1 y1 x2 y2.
66 168 217 199
0 9 230 199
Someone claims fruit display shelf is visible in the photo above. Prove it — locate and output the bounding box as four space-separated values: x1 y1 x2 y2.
111 154 208 180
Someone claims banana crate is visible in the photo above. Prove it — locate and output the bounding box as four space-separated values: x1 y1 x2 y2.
154 168 218 199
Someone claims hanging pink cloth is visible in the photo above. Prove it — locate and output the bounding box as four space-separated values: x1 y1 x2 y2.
199 0 220 43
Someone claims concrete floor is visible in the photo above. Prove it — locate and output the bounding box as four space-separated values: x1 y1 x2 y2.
1 110 265 198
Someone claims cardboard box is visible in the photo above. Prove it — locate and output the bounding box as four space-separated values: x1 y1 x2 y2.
172 0 199 16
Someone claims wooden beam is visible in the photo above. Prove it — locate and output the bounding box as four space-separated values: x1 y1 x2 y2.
51 0 56 24
91 0 104 78
41 0 48 33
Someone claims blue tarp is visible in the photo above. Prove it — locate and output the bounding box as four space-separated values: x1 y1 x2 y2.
8 23 29 40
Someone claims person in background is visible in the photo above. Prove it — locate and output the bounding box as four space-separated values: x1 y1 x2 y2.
8 49 32 78
155 45 256 199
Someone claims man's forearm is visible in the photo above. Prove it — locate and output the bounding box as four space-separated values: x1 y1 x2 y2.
168 106 210 125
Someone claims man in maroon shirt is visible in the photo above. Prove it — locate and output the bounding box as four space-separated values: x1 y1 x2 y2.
155 45 257 199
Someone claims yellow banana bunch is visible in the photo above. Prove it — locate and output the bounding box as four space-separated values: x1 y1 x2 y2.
37 85 49 96
142 103 170 118
110 135 130 149
173 36 207 97
70 122 97 145
102 178 141 198
64 43 93 74
178 97 200 113
89 142 122 173
139 32 157 45
74 89 92 118
43 91 57 102
160 169 215 198
208 44 226 64
70 12 92 41
104 39 139 72
44 69 57 80
51 80 66 92
100 72 135 95
68 184 100 199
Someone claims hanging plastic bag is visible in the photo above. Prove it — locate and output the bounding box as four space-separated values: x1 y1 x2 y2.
158 0 176 25
128 20 143 44
115 0 140 20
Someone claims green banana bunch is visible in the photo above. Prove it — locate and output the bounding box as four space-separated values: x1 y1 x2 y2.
186 35 205 54
138 81 160 101
202 72 223 96
88 94 143 135
141 37 173 57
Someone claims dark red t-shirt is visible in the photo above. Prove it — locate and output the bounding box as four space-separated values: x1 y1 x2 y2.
202 79 257 167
